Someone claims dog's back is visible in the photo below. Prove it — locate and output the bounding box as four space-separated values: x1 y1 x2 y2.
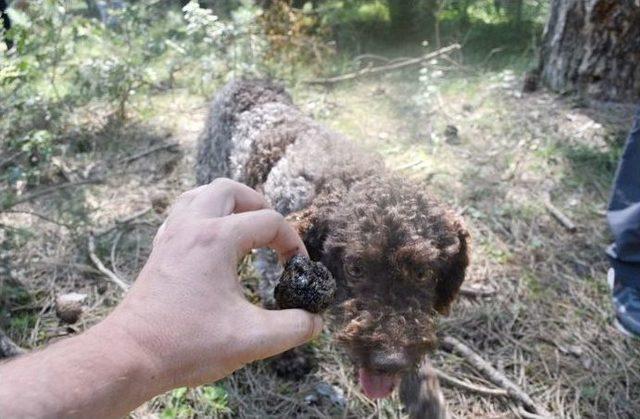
195 79 292 185
196 79 383 215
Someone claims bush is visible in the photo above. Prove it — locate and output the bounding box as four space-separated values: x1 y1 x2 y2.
317 0 389 50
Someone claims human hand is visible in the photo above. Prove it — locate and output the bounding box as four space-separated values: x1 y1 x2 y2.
92 179 323 391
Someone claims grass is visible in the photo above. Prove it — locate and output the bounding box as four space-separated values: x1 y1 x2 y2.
2 40 640 418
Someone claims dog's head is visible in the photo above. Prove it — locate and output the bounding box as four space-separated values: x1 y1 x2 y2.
297 177 469 399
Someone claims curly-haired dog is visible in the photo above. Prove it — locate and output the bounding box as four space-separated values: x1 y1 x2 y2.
196 80 470 418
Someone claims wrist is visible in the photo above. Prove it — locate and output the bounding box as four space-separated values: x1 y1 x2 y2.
85 315 171 401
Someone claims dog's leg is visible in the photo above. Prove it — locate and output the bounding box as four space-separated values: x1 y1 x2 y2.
400 358 449 419
253 248 316 379
253 248 282 309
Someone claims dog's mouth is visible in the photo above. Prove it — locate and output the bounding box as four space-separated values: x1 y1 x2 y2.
358 368 401 399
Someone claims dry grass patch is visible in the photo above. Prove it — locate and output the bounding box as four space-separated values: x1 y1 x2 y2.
2 72 639 418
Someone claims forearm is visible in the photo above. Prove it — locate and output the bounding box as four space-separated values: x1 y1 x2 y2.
0 180 321 417
0 322 165 418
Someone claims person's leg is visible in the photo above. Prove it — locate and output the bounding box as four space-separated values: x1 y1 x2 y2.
607 106 640 336
0 0 13 50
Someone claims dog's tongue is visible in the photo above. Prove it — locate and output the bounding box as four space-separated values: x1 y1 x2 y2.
358 368 399 399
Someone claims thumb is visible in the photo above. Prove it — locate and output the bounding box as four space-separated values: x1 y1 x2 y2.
249 307 323 361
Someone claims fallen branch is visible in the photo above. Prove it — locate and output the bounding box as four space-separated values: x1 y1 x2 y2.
95 207 152 237
0 150 26 170
435 368 508 396
353 53 391 65
305 44 461 85
0 328 26 359
480 47 506 67
459 285 497 298
441 336 551 418
544 200 577 233
1 210 74 230
518 406 550 419
398 160 426 171
87 234 130 292
1 178 103 211
118 142 179 165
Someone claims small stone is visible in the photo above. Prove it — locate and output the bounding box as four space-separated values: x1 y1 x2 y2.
567 344 584 357
304 393 319 405
444 125 460 144
315 382 346 406
274 255 336 314
372 86 386 96
150 192 171 214
55 293 87 324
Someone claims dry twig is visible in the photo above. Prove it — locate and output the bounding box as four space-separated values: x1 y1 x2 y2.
398 160 426 171
441 336 551 418
0 150 26 170
305 44 461 85
95 207 152 237
87 234 130 292
0 328 26 359
459 285 497 298
1 210 74 230
544 200 577 233
435 368 508 396
1 178 103 211
518 406 550 419
353 53 391 65
118 142 180 165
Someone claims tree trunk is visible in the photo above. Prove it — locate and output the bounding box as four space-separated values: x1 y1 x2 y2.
539 0 640 103
388 0 437 42
388 0 416 40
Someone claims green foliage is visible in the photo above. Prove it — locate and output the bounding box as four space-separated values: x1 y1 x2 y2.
0 0 274 206
159 385 231 418
312 0 547 50
0 0 548 211
319 0 390 27
317 0 390 49
0 227 37 339
562 142 624 187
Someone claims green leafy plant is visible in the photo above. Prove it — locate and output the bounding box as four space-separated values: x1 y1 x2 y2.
159 385 231 418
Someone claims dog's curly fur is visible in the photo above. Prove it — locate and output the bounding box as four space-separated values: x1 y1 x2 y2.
196 79 470 417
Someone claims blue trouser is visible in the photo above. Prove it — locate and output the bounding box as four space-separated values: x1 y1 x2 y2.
607 107 640 287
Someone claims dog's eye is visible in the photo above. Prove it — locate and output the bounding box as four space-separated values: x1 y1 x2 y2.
345 259 364 278
416 268 435 280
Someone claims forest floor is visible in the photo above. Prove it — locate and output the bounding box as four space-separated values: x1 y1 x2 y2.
2 61 639 418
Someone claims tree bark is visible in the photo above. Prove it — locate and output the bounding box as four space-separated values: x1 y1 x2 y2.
539 0 640 103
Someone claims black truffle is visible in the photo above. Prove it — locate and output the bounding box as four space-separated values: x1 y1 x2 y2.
274 255 336 313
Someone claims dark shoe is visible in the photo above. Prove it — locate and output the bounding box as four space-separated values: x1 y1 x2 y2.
608 268 640 338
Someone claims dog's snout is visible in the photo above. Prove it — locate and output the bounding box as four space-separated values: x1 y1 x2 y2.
369 350 411 373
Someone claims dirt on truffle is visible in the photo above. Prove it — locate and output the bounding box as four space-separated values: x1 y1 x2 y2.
274 255 336 314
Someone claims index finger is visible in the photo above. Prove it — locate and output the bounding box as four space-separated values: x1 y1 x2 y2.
173 178 268 219
222 209 309 261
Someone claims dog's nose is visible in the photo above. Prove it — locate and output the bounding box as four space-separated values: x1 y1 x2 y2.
368 350 411 373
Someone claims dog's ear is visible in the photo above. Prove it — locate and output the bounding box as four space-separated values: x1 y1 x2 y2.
433 220 470 315
286 206 329 261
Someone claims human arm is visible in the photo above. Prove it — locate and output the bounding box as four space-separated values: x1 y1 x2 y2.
0 179 322 418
